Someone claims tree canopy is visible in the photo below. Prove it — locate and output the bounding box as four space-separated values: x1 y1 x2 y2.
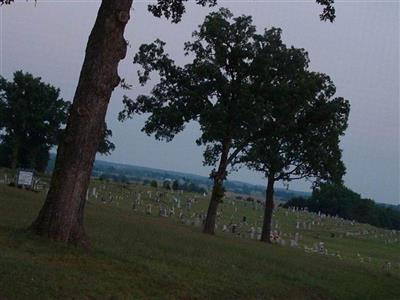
120 8 270 233
240 66 350 186
97 123 116 156
120 8 259 169
0 0 336 22
235 32 350 241
119 8 345 235
0 71 115 172
0 71 69 171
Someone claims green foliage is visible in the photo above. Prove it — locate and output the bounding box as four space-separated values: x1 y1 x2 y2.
239 37 350 187
147 0 335 24
119 10 278 181
1 0 335 23
180 181 207 194
97 173 129 184
316 0 336 22
148 0 217 23
97 123 116 156
172 179 179 191
0 71 70 171
163 180 171 190
0 71 115 171
284 184 400 230
150 180 158 188
120 9 343 189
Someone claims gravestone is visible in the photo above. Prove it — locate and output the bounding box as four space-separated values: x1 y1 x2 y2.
146 204 152 215
250 227 255 239
256 227 262 240
16 169 35 188
231 224 237 234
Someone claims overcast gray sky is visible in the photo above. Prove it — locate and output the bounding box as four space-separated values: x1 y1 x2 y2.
1 0 399 204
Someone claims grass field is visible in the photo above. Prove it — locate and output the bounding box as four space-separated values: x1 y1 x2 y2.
0 174 399 299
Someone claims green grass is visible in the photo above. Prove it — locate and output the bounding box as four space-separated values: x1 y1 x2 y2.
0 178 399 299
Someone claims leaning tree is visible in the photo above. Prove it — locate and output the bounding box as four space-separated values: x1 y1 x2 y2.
239 46 350 242
0 0 336 246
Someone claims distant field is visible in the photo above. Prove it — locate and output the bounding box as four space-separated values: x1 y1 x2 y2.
0 175 399 299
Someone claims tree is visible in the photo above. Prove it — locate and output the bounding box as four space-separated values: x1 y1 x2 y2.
0 71 69 171
163 180 171 190
150 180 158 188
172 180 179 191
239 39 350 242
120 7 340 235
120 9 266 234
0 72 115 172
1 0 336 246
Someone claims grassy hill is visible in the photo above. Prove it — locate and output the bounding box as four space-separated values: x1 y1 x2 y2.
0 176 399 299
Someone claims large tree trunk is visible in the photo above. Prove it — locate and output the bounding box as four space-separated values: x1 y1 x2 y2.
261 175 275 243
30 0 133 248
203 177 225 234
203 138 231 235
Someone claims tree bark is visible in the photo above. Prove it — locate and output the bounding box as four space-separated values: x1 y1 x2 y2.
203 138 231 235
261 175 275 243
30 0 133 248
203 177 224 234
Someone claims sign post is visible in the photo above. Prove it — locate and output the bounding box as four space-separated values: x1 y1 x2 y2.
16 169 35 189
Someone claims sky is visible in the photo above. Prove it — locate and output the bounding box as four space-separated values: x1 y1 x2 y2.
0 0 399 205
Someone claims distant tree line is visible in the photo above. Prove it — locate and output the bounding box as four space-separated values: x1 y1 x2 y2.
98 173 130 184
168 180 207 194
144 179 207 194
284 184 400 230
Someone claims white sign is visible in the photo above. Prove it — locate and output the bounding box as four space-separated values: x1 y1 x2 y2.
17 170 34 186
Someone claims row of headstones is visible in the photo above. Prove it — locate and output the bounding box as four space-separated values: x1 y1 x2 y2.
90 184 400 256
286 208 399 241
94 185 400 247
128 193 400 271
129 190 400 272
0 174 10 184
287 206 400 241
213 220 306 248
226 198 263 211
286 206 359 225
132 190 198 207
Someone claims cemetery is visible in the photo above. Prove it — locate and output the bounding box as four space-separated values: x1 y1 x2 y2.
0 169 399 299
0 1 398 299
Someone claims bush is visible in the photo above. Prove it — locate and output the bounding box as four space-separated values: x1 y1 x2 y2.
150 180 158 188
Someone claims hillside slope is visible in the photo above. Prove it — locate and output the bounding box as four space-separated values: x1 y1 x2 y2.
0 183 399 300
